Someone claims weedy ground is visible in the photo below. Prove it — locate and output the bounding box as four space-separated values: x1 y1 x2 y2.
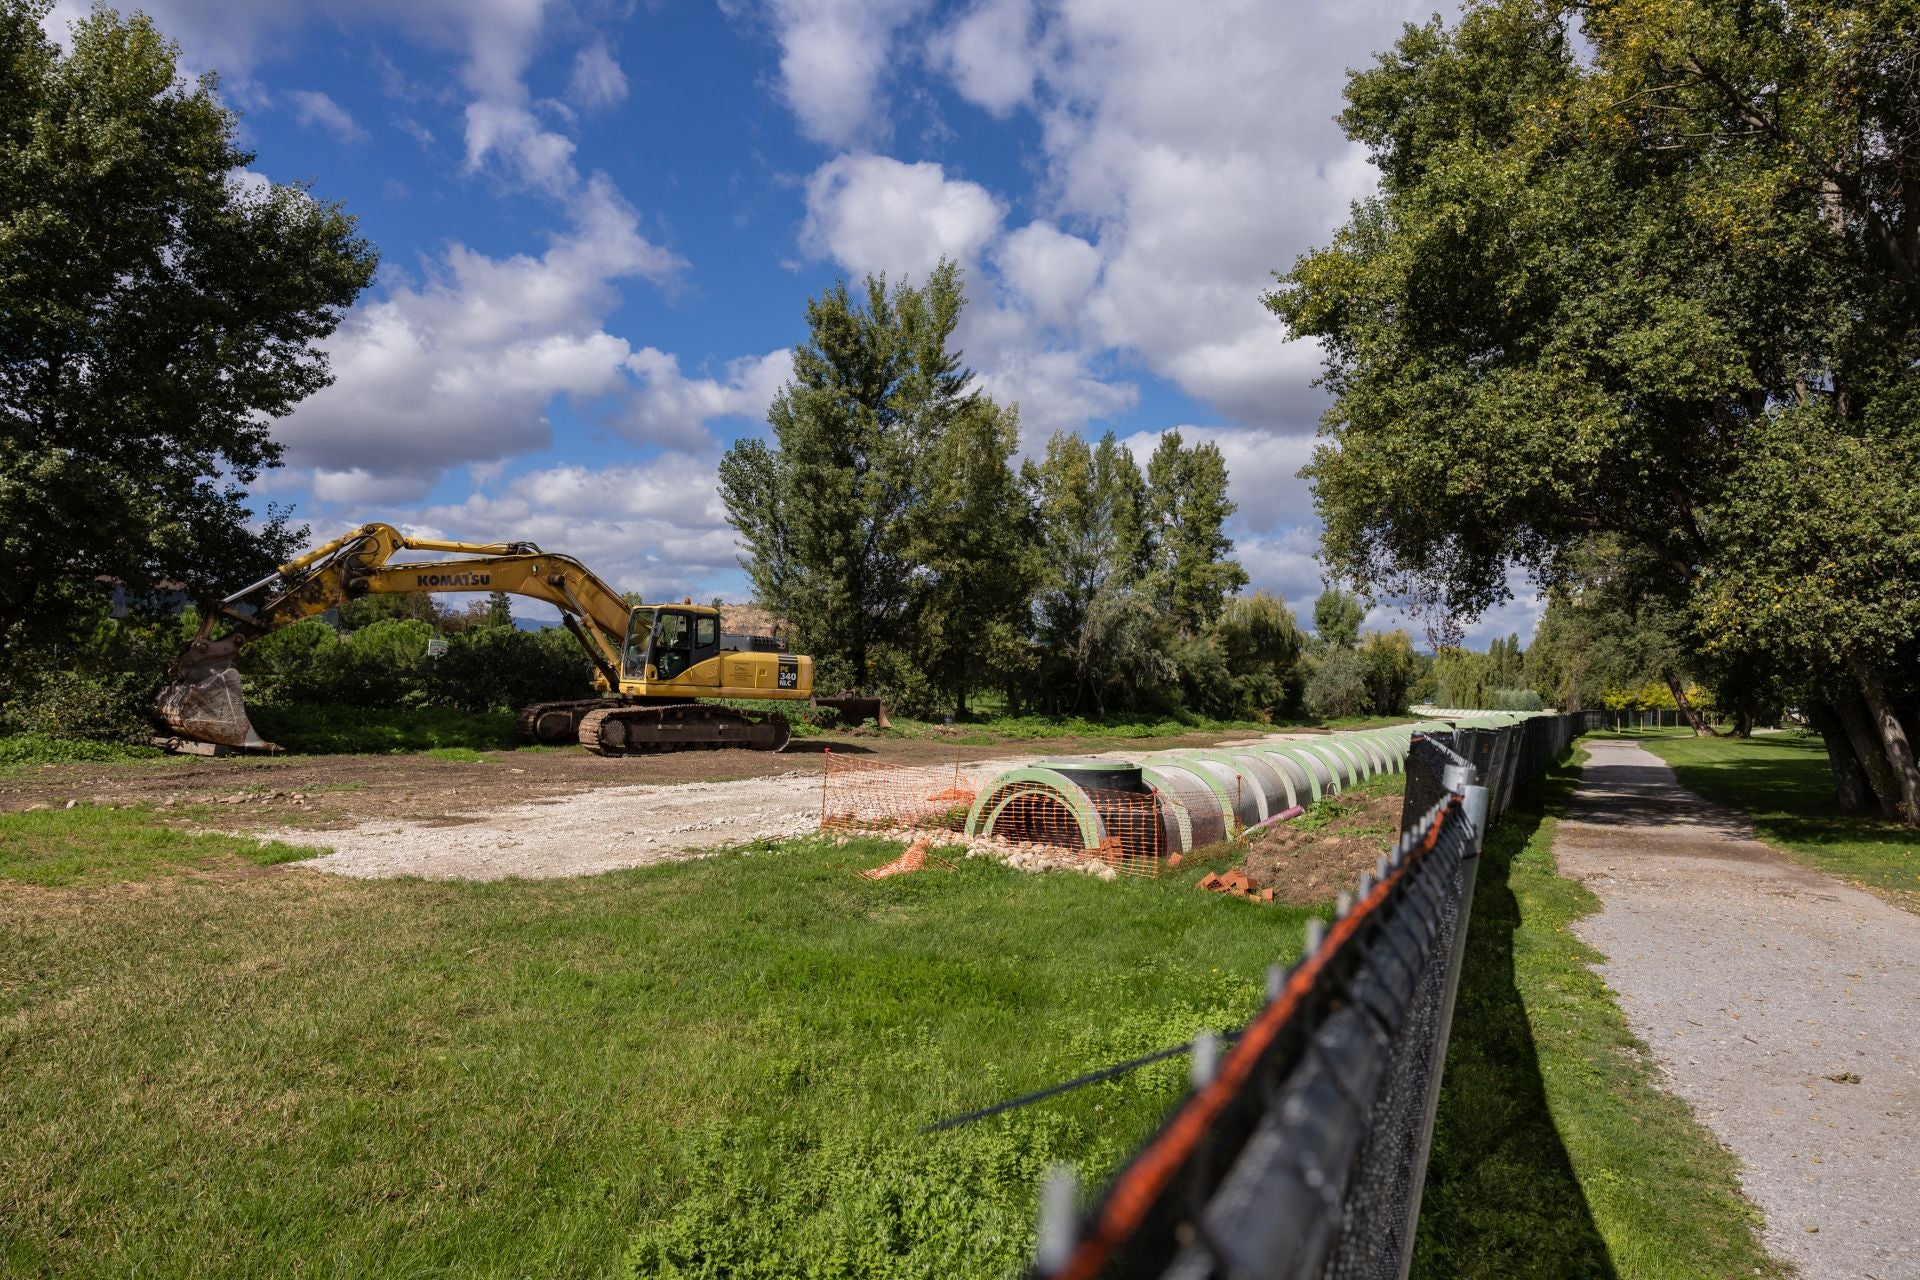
0 815 1304 1279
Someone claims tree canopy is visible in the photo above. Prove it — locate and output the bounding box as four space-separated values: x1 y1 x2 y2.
1273 0 1920 820
0 1 376 675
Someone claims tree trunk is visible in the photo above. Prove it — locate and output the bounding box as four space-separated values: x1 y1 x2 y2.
1808 703 1875 816
1734 709 1754 738
1833 694 1902 821
1849 656 1920 827
1664 673 1714 736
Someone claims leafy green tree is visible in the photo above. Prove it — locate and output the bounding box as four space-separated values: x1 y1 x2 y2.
1358 629 1416 715
721 260 975 691
1312 587 1365 650
1025 429 1150 710
1304 647 1370 720
0 3 376 681
1269 0 1920 818
1142 432 1246 632
486 591 514 629
902 399 1035 717
1216 592 1305 716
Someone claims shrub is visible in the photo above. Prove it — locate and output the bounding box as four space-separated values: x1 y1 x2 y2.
422 626 596 713
1304 647 1372 719
2 670 155 742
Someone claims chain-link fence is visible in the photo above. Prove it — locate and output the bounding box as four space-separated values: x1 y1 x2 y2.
1031 712 1594 1280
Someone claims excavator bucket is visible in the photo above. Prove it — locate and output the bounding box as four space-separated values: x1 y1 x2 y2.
813 695 892 730
155 665 278 751
155 623 280 753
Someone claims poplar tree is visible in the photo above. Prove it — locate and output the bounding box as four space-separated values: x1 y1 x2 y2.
1142 432 1245 632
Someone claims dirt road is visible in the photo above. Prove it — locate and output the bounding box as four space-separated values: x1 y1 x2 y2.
1555 738 1920 1280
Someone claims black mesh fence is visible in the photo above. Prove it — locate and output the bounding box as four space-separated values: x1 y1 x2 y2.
1034 712 1598 1280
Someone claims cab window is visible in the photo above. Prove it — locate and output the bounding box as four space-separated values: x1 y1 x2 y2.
653 612 692 679
622 607 654 679
695 615 718 649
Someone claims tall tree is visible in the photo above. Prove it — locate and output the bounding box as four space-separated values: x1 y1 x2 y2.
0 2 376 676
903 399 1035 717
1142 431 1246 631
1270 1 1920 820
1312 587 1365 649
720 260 974 690
1026 429 1149 709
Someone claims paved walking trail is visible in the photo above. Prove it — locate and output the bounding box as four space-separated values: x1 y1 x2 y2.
1553 739 1920 1279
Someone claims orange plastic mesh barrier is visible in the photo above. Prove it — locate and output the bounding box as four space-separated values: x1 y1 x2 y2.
819 749 975 836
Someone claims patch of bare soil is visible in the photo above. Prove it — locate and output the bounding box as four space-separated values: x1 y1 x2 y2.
1235 791 1403 905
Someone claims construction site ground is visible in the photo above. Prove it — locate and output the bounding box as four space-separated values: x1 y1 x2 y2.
0 726 1302 880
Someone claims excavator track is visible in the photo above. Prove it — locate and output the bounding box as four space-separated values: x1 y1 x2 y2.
516 698 619 745
576 703 791 755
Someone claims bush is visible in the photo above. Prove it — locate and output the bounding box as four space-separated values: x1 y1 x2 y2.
244 705 520 754
2 670 156 742
423 626 596 713
1304 647 1372 719
1492 687 1545 711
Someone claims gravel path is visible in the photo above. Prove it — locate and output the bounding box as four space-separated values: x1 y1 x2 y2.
1554 739 1920 1279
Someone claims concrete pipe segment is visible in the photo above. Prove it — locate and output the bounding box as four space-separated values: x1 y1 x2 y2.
964 723 1434 859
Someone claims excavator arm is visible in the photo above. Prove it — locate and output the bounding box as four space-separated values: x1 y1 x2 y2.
159 522 637 749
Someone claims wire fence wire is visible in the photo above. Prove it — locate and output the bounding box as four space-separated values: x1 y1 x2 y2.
1032 711 1599 1280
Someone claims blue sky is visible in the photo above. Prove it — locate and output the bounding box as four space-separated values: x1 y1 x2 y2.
45 0 1541 645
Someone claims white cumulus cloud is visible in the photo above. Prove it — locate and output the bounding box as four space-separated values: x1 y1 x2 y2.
801 153 1004 281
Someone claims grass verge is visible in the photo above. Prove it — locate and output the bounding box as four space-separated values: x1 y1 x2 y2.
1637 730 1920 909
1413 746 1784 1280
244 704 522 754
0 733 166 770
1 827 1308 1278
0 804 321 887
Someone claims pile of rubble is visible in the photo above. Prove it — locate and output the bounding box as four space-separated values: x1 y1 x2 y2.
1197 867 1276 903
821 828 1120 881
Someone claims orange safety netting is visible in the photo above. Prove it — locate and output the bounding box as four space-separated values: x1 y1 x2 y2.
819 749 976 836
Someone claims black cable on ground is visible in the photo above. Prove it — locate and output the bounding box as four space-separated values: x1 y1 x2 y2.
922 1030 1245 1133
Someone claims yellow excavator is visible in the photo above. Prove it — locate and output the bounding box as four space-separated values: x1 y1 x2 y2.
156 522 816 755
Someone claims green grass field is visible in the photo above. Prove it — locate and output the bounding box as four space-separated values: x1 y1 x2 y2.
1636 730 1920 909
1414 746 1784 1280
0 816 1306 1279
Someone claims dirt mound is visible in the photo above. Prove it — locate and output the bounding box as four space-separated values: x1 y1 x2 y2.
1239 790 1402 905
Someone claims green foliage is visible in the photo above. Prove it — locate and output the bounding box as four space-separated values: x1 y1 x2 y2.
422 625 594 713
899 398 1037 717
239 620 592 719
243 704 520 754
1357 629 1417 715
1141 431 1246 631
0 591 201 740
720 260 992 694
1215 592 1306 717
1272 0 1920 808
1431 635 1526 710
0 734 163 768
1304 646 1371 719
1312 588 1364 649
0 2 375 667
